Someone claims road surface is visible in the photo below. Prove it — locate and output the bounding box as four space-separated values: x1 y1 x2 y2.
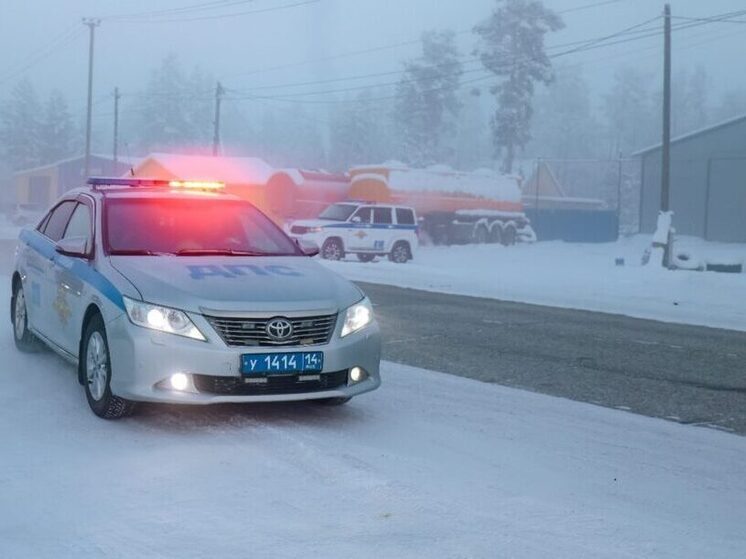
360 282 746 434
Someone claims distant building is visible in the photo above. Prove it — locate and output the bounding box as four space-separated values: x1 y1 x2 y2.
14 155 137 209
635 115 746 242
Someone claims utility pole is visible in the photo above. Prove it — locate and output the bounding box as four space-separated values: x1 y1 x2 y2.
83 18 100 179
616 151 623 238
212 82 225 156
112 87 121 173
660 4 672 213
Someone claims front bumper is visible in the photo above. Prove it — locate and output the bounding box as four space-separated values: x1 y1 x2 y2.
106 313 381 404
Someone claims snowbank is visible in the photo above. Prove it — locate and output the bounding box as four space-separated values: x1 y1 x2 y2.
0 285 744 558
322 236 746 332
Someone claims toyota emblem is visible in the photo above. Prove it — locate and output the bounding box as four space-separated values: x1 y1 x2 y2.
266 317 293 341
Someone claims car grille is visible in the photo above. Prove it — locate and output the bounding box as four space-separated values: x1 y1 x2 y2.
205 314 337 347
192 370 348 396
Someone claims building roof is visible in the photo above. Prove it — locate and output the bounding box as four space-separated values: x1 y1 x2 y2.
633 113 746 156
13 154 141 176
135 152 274 185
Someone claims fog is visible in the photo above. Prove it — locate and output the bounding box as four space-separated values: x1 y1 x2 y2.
2 0 746 169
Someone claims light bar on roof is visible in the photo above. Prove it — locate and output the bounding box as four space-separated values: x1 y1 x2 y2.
87 177 225 190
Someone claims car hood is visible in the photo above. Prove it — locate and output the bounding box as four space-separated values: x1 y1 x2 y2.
290 219 337 229
109 255 363 314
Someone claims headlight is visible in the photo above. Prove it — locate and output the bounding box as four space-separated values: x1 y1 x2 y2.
123 297 206 341
341 298 373 337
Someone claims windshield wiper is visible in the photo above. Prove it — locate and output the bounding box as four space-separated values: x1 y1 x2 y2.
109 249 166 256
174 248 293 257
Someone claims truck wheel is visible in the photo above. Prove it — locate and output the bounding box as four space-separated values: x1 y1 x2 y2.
489 226 502 244
11 283 38 352
82 314 137 420
473 225 489 244
389 241 411 264
502 226 517 246
357 253 376 263
321 238 344 261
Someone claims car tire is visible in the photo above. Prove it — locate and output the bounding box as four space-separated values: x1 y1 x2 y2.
388 241 411 264
321 238 344 261
501 225 517 246
11 282 39 352
82 314 137 420
473 225 489 244
489 226 502 244
315 397 352 406
357 253 376 263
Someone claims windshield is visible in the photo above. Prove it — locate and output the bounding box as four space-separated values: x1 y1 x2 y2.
105 198 301 256
318 203 357 221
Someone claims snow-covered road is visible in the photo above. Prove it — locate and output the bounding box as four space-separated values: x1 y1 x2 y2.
1 308 745 557
322 236 746 332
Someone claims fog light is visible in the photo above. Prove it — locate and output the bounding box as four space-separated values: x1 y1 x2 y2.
349 366 366 383
170 373 189 391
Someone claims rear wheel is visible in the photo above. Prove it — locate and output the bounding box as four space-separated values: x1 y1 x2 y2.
501 225 517 246
473 225 489 244
11 283 38 352
82 314 136 420
356 253 376 263
489 226 502 244
321 238 344 261
389 241 411 264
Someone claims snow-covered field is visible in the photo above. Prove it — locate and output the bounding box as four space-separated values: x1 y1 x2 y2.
0 280 745 558
322 236 746 332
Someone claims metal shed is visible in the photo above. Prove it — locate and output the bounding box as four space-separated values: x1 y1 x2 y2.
635 114 746 242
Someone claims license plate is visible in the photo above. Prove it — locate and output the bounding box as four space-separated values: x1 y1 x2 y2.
241 352 324 375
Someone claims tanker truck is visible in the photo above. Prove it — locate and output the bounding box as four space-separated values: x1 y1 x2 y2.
347 163 536 246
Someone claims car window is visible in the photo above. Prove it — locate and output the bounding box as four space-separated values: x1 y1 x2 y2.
41 201 77 242
351 207 373 224
396 208 416 225
63 203 92 243
373 207 393 225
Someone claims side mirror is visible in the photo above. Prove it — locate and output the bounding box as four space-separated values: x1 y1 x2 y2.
351 216 362 224
55 236 91 259
296 239 319 257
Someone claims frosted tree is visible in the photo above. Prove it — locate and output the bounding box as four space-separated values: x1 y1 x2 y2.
38 90 75 164
138 54 214 152
474 0 563 173
394 30 463 167
329 90 391 171
604 66 656 155
671 67 708 135
528 67 599 159
0 79 42 170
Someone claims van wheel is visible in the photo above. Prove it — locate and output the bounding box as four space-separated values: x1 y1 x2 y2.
82 314 137 419
389 241 411 263
489 226 502 244
357 253 376 263
321 238 344 261
11 283 38 352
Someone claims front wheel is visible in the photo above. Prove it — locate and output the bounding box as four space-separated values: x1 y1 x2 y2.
82 314 136 419
11 283 38 352
321 238 344 261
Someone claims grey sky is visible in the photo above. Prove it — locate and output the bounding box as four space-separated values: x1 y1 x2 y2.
2 0 745 120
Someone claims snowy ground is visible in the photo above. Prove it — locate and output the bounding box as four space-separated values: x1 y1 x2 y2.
1 280 745 558
322 235 746 332
0 216 19 240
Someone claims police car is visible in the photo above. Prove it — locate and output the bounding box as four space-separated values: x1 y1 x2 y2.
10 178 381 419
289 202 418 263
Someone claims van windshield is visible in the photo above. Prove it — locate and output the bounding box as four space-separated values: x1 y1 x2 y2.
318 203 357 221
